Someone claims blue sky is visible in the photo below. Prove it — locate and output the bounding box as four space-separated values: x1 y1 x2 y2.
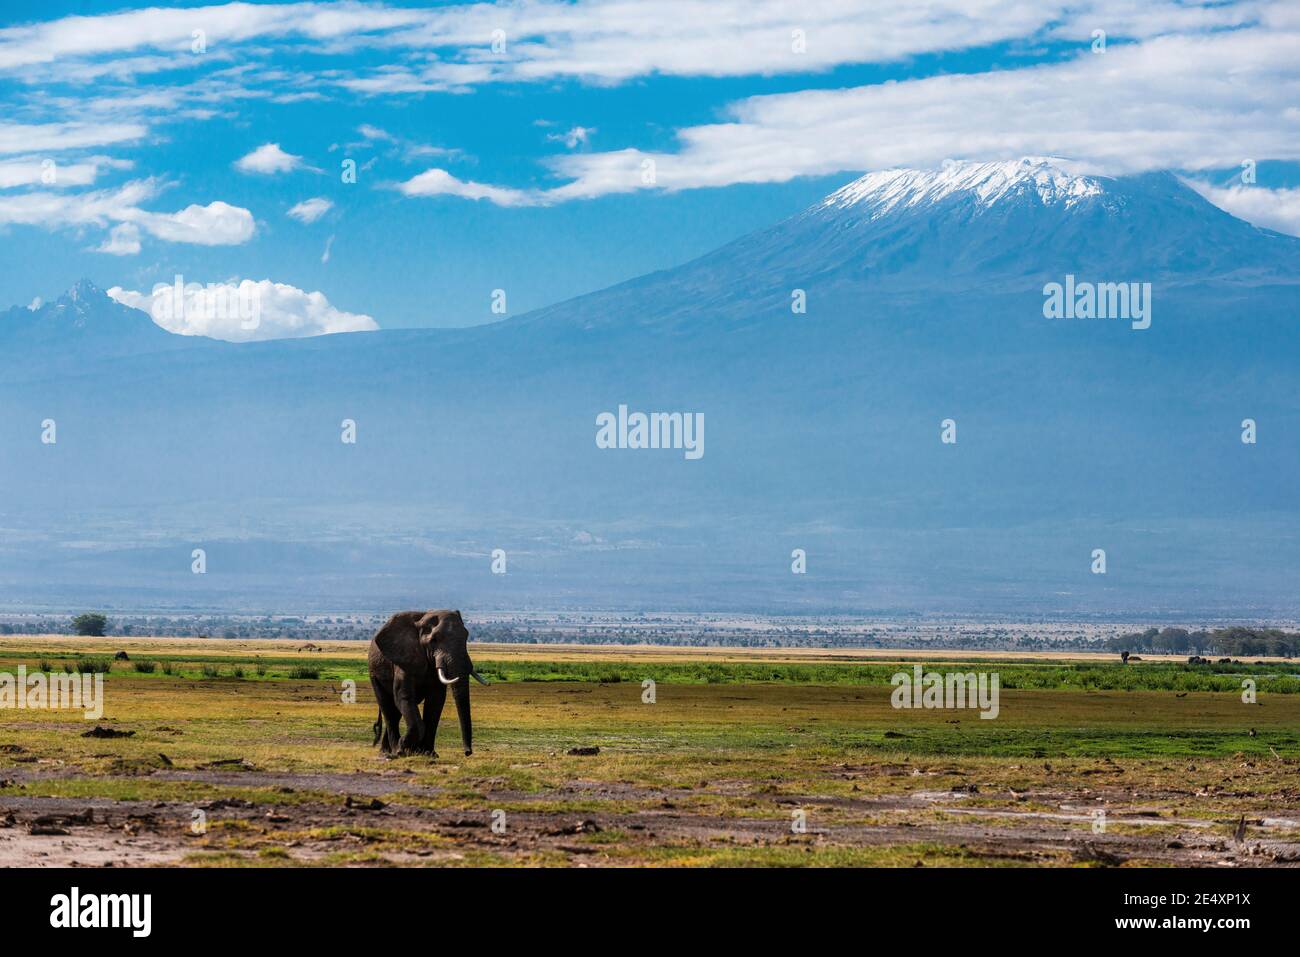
2 0 1299 337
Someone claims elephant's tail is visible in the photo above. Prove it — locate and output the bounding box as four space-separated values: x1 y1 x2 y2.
371 709 383 747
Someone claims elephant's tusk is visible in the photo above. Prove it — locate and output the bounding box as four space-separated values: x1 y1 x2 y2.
471 671 490 686
437 668 461 685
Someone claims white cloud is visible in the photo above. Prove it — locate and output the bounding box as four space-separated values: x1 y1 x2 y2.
0 179 155 228
0 156 97 188
397 168 537 206
130 200 256 245
107 279 379 342
1184 181 1300 237
1 1 1280 87
319 20 1298 208
548 126 595 149
0 3 427 73
0 121 144 155
287 196 333 223
350 0 1285 90
2 1 1299 215
234 142 306 175
540 27 1300 201
403 143 462 161
97 222 140 255
342 124 462 162
0 179 255 250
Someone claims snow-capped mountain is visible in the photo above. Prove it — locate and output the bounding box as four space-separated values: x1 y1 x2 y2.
820 158 1107 214
1 161 1297 614
516 158 1300 336
0 279 194 358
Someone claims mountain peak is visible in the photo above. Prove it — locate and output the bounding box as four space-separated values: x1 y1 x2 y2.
61 278 108 306
822 157 1107 217
0 278 184 354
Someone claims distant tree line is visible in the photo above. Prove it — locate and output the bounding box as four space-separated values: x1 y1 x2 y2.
1108 627 1300 658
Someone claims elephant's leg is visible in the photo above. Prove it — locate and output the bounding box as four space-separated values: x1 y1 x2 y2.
394 678 425 754
371 677 402 755
398 700 424 753
379 706 399 754
422 681 447 756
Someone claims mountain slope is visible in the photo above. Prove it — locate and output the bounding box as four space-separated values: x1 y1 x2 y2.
0 159 1297 614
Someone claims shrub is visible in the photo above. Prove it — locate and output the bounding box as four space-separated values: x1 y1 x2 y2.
160 661 174 675
288 665 320 680
201 664 220 678
36 659 52 672
74 658 111 674
232 666 245 679
255 662 267 677
133 661 157 674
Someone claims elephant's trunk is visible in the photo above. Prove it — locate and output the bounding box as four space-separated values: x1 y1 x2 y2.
452 677 472 756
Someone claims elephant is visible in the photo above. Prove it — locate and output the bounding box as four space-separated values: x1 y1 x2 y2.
368 609 488 756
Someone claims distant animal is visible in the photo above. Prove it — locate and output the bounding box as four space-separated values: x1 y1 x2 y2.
1127 655 1142 661
368 610 488 757
113 651 129 661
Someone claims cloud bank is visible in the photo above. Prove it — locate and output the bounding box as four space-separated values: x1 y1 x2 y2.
108 279 379 341
0 179 255 251
2 2 1298 238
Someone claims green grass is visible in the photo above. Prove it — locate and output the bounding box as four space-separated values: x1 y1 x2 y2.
9 644 1296 692
466 659 1300 693
843 725 1298 758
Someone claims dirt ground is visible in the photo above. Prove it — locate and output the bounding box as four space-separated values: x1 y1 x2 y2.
3 762 1298 867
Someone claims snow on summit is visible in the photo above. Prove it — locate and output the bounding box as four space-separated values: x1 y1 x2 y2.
822 158 1106 216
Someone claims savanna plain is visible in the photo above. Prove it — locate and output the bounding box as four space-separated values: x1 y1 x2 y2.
2 637 1298 867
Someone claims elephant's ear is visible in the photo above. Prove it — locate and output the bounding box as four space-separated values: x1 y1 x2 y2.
375 616 428 675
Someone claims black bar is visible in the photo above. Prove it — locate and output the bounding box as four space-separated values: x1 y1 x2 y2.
1 866 1280 943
